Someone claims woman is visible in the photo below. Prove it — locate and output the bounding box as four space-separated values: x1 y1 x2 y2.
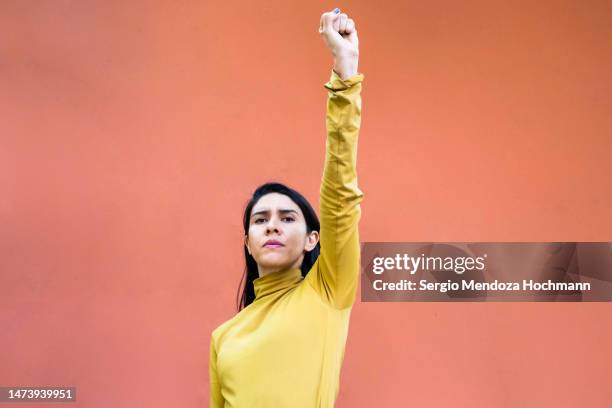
209 8 365 407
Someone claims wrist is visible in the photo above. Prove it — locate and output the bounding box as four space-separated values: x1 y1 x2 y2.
333 56 359 80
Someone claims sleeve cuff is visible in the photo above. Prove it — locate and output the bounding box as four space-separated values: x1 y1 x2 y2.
324 69 365 91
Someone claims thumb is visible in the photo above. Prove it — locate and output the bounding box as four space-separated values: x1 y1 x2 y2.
319 8 341 33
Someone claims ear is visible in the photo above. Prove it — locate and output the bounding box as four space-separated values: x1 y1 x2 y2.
304 230 320 252
244 235 252 255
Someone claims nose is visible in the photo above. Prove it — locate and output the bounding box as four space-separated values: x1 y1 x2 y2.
265 216 281 234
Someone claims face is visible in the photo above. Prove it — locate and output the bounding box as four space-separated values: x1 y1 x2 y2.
245 193 319 277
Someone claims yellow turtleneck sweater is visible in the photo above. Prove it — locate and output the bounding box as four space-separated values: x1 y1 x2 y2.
209 68 365 407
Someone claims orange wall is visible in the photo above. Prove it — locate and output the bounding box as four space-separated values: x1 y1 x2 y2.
1 1 611 407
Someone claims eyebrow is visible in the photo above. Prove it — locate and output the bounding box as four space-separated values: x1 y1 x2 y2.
250 209 299 219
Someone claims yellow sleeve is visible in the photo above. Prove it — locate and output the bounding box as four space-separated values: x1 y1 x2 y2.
209 336 224 407
305 68 365 310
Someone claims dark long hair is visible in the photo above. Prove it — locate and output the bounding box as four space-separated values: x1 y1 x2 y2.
236 182 320 312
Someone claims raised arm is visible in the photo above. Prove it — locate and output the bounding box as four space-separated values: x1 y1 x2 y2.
305 9 364 309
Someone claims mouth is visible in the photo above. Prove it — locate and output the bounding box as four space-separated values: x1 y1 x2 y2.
264 244 283 249
264 241 284 248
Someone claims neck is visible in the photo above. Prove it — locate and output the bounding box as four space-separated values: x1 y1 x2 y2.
253 267 304 300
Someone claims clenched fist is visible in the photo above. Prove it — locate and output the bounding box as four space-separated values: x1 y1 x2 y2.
319 8 360 80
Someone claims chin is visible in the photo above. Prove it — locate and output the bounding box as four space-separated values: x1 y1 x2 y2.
260 257 290 268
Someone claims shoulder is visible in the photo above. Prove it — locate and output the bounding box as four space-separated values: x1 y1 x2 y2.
211 315 235 340
210 307 250 343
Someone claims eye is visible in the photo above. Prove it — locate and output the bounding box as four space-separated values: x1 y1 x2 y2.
283 217 295 222
254 218 266 224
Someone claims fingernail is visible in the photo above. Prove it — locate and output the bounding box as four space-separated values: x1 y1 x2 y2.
334 8 340 14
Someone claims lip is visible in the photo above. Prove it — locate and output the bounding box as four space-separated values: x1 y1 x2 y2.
264 240 284 248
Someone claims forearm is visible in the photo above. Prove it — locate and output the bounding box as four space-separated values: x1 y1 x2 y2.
321 68 364 207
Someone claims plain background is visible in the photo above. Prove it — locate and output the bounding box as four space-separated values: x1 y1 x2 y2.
1 1 611 407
